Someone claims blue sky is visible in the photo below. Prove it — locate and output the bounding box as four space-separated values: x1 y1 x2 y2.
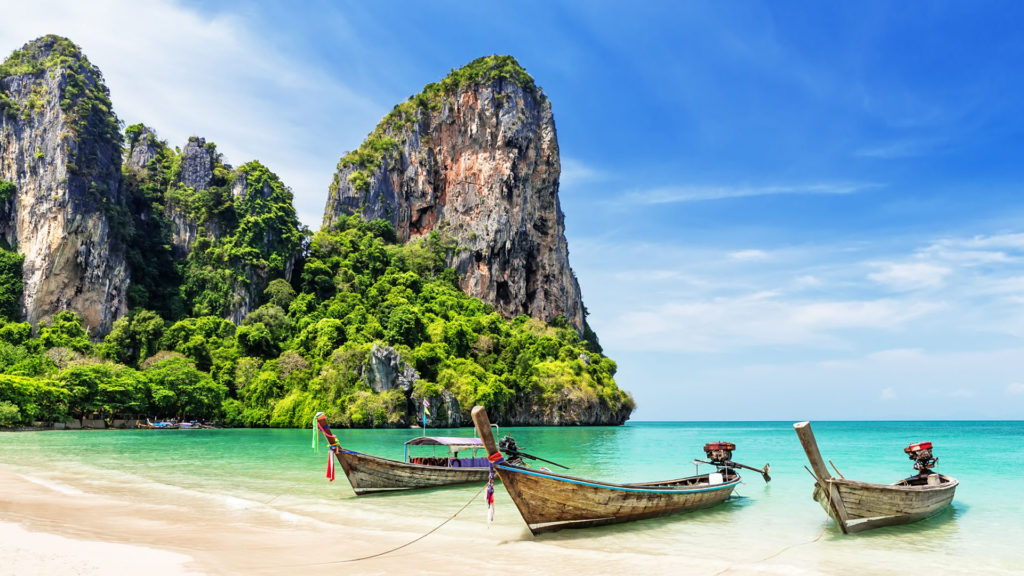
4 1 1024 419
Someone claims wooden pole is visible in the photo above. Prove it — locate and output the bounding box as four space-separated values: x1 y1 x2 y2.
793 421 831 482
793 421 850 533
471 406 501 458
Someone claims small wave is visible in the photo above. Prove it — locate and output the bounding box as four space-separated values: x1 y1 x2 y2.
18 473 84 495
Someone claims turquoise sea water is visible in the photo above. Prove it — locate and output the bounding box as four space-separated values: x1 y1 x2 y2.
1 421 1021 574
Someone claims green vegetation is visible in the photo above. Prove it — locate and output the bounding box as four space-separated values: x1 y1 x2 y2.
0 216 631 428
330 55 540 199
119 126 186 318
0 180 15 203
120 128 305 320
0 44 630 429
0 242 23 322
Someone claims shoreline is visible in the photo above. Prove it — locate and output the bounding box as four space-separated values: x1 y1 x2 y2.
0 463 732 576
3 422 1022 576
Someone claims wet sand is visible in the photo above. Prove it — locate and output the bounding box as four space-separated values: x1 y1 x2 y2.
0 464 731 576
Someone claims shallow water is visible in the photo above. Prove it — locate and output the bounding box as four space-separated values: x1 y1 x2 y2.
1 421 1021 574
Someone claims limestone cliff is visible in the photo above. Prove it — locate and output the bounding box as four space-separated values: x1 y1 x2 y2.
123 127 303 323
322 56 585 332
0 36 128 335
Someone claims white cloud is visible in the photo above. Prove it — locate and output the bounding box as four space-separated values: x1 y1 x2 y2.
880 387 897 400
1008 383 1024 396
792 275 822 289
867 348 926 362
868 262 952 291
855 138 948 159
624 182 880 204
559 157 606 190
602 294 941 353
944 388 975 399
729 249 768 261
0 0 383 228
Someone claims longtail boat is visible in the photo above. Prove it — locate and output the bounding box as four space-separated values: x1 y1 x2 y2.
314 412 491 495
471 406 768 534
794 421 958 534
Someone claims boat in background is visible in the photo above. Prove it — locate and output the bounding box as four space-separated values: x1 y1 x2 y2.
314 412 491 495
793 421 958 534
471 406 766 534
145 419 178 429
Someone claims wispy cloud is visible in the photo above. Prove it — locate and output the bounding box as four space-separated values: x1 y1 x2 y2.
729 249 769 261
868 262 952 291
560 157 607 190
580 226 1024 356
1007 383 1024 396
623 182 881 205
866 348 926 362
855 138 950 159
601 295 941 353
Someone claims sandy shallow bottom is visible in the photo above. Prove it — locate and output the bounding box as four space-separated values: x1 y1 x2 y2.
0 464 733 576
1 452 1019 576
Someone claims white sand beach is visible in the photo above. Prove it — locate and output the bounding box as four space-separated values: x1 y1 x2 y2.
0 464 733 576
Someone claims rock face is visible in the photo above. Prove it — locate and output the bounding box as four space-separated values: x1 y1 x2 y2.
166 136 213 257
492 395 632 426
0 36 128 334
323 56 585 332
124 125 160 171
363 344 418 394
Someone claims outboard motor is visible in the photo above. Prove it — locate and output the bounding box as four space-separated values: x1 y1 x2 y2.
499 435 520 458
703 442 736 466
905 441 938 472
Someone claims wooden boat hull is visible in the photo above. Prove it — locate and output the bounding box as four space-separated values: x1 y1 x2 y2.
812 476 958 533
794 420 957 534
496 464 740 534
335 450 489 495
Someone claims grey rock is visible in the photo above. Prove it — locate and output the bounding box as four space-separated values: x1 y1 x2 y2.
124 125 160 172
0 36 128 335
413 389 461 428
363 344 418 394
323 78 585 332
179 136 214 191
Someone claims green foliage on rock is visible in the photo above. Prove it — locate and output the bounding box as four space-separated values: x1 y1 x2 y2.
330 55 539 199
0 242 24 321
120 126 305 320
120 126 186 318
0 35 120 144
0 214 631 428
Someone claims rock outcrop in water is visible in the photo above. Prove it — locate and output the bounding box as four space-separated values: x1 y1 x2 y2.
0 36 128 335
323 56 586 333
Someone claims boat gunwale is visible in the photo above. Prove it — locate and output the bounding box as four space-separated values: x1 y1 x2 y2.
827 474 959 493
496 463 742 494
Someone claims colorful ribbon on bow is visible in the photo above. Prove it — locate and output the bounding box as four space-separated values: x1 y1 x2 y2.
486 452 505 523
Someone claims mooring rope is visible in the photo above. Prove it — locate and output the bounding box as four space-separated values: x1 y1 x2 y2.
286 484 486 567
710 487 831 575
